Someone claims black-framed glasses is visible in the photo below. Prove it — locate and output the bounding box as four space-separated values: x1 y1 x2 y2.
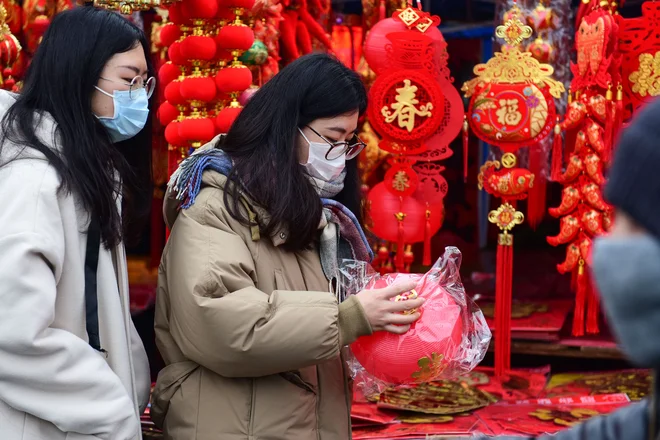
99 75 156 100
305 125 367 160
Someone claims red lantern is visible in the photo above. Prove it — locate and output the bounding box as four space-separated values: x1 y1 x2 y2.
182 0 219 20
367 182 443 244
363 18 407 75
180 35 217 62
215 64 253 94
351 272 464 384
179 117 217 144
158 101 180 126
216 24 255 51
168 2 188 26
181 75 217 103
215 105 243 133
164 81 187 106
165 121 186 147
218 0 255 8
168 41 189 66
158 62 180 87
160 23 182 48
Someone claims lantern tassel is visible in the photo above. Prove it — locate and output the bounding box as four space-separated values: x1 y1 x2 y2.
423 208 432 266
495 232 513 377
586 276 600 334
551 119 563 181
463 114 469 182
396 215 405 271
527 144 546 230
572 260 587 337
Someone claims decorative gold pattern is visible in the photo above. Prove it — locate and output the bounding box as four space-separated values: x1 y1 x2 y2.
501 153 517 168
495 6 533 46
411 353 445 382
462 48 565 99
488 203 525 232
392 170 411 192
381 79 434 132
530 408 600 427
629 52 660 98
396 7 421 27
395 289 419 315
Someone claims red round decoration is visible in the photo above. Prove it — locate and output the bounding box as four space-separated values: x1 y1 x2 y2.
165 121 186 147
413 162 449 204
383 162 419 197
368 69 445 143
158 62 180 87
367 182 443 243
160 23 181 48
218 0 255 8
167 3 187 25
182 0 219 20
179 117 217 143
181 76 216 102
468 82 556 153
363 18 407 75
180 35 216 62
168 41 189 66
158 101 179 126
164 81 187 106
215 105 243 133
351 272 464 385
216 24 255 51
215 65 253 94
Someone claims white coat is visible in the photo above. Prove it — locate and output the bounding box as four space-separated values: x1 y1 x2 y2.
0 90 150 440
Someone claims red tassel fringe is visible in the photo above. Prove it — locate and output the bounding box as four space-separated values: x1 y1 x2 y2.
572 262 587 337
551 121 563 182
527 144 546 229
495 233 513 377
586 275 600 334
423 208 432 266
463 115 469 182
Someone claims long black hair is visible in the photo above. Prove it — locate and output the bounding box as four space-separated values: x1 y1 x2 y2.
220 53 367 251
0 7 153 248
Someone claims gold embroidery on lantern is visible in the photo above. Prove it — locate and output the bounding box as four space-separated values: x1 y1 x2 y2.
496 99 523 126
392 170 411 192
381 79 434 132
629 52 660 97
411 352 445 381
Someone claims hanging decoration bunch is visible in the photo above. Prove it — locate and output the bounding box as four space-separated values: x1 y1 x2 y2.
0 3 21 91
462 1 565 376
363 3 463 274
547 2 621 337
155 0 255 176
243 0 281 84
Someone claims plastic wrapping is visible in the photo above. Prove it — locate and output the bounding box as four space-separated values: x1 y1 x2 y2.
338 247 491 396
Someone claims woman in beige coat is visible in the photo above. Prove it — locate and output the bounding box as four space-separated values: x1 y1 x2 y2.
153 54 423 439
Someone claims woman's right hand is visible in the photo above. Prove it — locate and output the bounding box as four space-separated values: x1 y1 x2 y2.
355 280 424 334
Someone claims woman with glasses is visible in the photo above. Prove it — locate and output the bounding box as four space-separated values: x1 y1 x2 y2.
152 53 422 439
0 7 153 440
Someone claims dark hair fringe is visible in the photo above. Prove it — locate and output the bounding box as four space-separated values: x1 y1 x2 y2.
220 53 367 251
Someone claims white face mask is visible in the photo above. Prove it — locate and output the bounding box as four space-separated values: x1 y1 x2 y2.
299 128 346 182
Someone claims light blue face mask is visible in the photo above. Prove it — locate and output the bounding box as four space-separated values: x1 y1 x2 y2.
95 86 149 143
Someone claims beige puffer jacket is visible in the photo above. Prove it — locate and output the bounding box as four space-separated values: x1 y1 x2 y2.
152 168 373 440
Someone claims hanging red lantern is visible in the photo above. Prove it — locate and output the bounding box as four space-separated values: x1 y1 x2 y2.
158 62 180 87
215 104 243 133
180 35 217 62
367 182 443 244
215 64 253 94
218 0 255 8
164 81 187 106
168 2 188 26
181 75 217 103
165 121 186 147
182 0 219 20
160 23 182 48
216 24 255 51
179 117 217 145
158 101 180 126
168 41 189 66
363 18 407 75
216 6 236 22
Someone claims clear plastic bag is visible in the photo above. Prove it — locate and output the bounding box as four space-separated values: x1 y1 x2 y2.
338 247 491 396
